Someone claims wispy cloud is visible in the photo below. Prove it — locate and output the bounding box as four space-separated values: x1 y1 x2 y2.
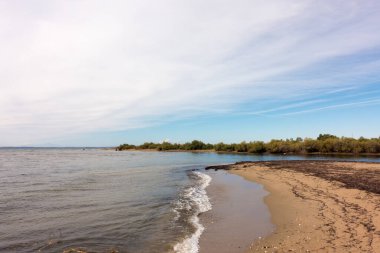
239 99 329 116
280 98 380 116
0 0 380 145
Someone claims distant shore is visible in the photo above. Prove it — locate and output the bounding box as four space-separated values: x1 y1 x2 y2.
116 135 380 155
205 160 380 252
117 148 380 157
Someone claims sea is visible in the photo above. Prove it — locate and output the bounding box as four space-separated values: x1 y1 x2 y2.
1 148 379 253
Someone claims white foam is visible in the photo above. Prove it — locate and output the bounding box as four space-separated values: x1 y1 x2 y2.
173 171 212 253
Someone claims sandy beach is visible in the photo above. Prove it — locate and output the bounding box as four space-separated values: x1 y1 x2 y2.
199 170 274 253
205 161 380 252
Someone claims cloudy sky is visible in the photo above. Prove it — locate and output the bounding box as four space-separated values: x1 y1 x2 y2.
1 0 380 146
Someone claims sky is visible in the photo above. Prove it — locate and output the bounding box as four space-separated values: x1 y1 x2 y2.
1 0 380 147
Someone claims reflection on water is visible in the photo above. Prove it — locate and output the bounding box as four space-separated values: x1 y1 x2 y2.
0 148 379 253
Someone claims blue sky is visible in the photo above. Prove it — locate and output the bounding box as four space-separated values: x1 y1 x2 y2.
0 0 380 146
57 83 380 146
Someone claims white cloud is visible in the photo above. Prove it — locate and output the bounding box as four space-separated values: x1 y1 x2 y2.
0 0 380 145
280 98 380 116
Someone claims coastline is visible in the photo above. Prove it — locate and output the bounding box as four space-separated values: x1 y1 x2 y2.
205 161 380 252
198 170 274 253
116 148 380 157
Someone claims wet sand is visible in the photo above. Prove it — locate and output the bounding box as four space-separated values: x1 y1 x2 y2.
199 170 274 253
205 161 380 252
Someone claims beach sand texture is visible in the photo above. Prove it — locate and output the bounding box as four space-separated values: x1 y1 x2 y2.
207 161 380 253
199 171 274 253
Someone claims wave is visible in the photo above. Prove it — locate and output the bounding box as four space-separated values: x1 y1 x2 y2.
173 171 212 253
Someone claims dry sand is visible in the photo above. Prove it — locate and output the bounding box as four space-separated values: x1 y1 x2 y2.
206 161 380 253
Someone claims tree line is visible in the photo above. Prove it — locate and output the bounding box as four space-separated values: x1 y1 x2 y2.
116 134 380 154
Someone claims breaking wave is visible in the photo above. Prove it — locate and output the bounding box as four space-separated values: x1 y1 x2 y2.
173 171 212 253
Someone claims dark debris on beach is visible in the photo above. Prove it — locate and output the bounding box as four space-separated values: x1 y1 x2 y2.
206 160 380 195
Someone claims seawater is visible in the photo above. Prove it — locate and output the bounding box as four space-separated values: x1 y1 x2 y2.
1 148 379 253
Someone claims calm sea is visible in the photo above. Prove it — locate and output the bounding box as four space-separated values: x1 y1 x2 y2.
1 148 379 253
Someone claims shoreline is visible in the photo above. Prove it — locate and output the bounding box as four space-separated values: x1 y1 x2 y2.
199 170 274 253
116 148 380 157
205 161 380 252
